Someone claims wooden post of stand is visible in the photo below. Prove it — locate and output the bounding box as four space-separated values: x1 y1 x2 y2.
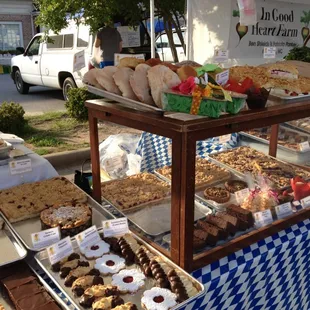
269 124 279 157
171 133 196 270
88 110 101 203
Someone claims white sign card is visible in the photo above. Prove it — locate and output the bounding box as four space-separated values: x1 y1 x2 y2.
73 50 85 72
263 47 277 58
214 49 229 62
9 158 32 175
102 218 129 237
216 70 230 85
114 53 145 66
299 141 310 152
75 225 101 251
31 227 61 249
254 209 273 228
301 196 310 209
47 237 74 265
117 26 140 48
235 188 250 205
275 202 293 220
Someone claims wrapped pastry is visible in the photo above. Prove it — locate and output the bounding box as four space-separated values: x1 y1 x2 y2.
119 57 144 69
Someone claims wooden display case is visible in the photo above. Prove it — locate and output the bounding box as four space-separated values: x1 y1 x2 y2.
86 98 310 272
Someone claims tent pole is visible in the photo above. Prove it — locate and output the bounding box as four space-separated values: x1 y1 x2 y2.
150 0 155 58
186 0 191 60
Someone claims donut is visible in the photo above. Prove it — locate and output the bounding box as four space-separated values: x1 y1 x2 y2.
95 254 126 275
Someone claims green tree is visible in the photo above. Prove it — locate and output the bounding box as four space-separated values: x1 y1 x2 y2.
300 10 310 46
34 0 185 62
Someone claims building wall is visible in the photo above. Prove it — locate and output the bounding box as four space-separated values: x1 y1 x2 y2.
0 14 33 48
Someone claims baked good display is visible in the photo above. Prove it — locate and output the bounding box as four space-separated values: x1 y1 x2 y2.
113 302 138 310
241 189 279 212
81 240 110 259
149 257 171 289
51 252 80 272
119 57 145 69
210 146 310 189
0 177 87 223
225 180 248 193
111 269 146 294
244 127 309 151
80 285 121 308
72 275 104 297
267 63 298 80
0 262 61 310
92 296 125 310
135 246 155 276
203 187 231 204
287 117 310 133
101 173 170 210
95 254 126 275
118 234 140 265
226 204 254 228
64 266 100 287
40 203 92 237
141 287 177 310
156 158 231 188
59 259 90 278
113 67 139 100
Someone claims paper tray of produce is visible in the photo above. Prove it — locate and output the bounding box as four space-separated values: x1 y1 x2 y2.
0 177 115 252
240 126 310 155
208 146 310 190
86 85 164 115
0 218 27 267
102 196 212 236
34 232 205 310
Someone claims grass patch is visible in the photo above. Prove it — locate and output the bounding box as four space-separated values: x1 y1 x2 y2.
35 148 50 156
28 135 65 147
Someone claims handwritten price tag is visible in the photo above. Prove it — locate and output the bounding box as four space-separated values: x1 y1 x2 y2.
75 225 101 251
254 209 273 228
47 237 73 265
235 188 250 205
102 218 129 237
301 196 310 209
31 227 60 250
275 202 293 220
299 141 310 152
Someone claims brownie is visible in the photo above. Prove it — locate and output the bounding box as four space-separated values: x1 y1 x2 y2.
197 219 227 240
205 214 236 235
217 211 248 231
193 236 206 250
194 228 217 246
226 204 254 228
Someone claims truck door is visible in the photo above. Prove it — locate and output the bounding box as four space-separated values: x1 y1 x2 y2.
21 35 43 85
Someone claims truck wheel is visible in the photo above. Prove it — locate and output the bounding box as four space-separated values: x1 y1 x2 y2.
63 77 76 101
15 70 29 94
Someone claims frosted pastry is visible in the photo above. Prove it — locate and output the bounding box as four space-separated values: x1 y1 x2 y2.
95 254 126 275
81 240 110 259
111 269 146 294
141 287 177 310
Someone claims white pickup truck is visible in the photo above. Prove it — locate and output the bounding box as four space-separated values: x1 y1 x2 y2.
11 23 93 100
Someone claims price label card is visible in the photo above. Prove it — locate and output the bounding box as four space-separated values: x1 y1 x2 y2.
216 70 230 86
219 134 231 144
47 237 73 265
75 225 101 251
254 209 273 228
31 227 60 250
275 202 293 220
301 196 310 208
299 141 310 152
235 188 250 205
264 47 276 59
214 49 229 62
9 158 32 175
102 218 129 238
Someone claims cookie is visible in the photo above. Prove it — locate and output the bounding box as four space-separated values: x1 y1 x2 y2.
141 287 177 310
135 246 155 276
113 303 138 310
149 257 171 289
64 267 100 287
72 275 104 297
118 235 140 265
81 240 110 259
92 296 124 310
95 254 126 275
111 269 146 294
51 253 80 272
60 259 90 278
80 285 120 308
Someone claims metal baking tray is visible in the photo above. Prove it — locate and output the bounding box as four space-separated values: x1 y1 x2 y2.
240 126 310 155
283 119 310 135
268 92 310 104
1 193 115 252
27 258 73 310
195 175 248 211
0 219 27 267
102 197 211 236
34 233 205 310
0 286 14 310
86 85 164 115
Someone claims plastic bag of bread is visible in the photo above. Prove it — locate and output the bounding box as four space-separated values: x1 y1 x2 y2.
148 65 181 108
130 64 155 106
82 69 104 89
119 57 145 69
113 67 139 100
96 66 121 95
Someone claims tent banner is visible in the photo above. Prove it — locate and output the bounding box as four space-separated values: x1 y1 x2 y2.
228 0 310 59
